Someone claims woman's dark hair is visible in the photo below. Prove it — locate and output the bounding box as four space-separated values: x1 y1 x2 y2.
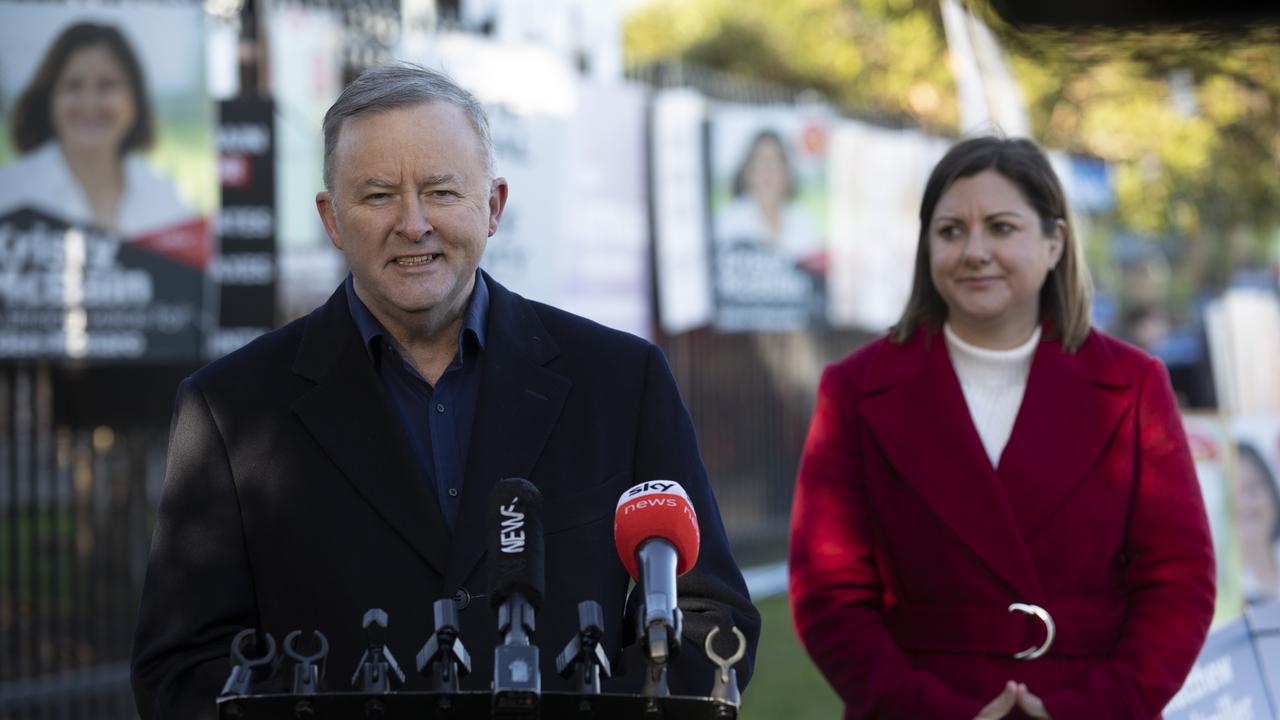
1240 442 1280 544
731 130 796 200
890 136 1093 351
10 22 154 155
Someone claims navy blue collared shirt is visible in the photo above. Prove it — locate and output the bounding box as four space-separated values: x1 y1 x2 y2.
345 271 488 531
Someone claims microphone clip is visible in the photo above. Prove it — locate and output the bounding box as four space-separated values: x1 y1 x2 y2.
351 608 406 693
220 628 278 698
283 629 329 695
642 606 683 667
705 625 746 706
555 600 612 694
639 610 682 697
416 598 472 692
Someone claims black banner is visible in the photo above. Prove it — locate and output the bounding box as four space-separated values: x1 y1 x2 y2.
209 98 278 358
0 206 208 361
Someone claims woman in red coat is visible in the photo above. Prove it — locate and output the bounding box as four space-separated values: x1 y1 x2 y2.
789 137 1214 720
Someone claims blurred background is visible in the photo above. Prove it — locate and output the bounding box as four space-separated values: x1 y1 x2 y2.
0 0 1277 718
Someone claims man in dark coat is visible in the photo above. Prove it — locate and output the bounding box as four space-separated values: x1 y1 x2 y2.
130 64 759 719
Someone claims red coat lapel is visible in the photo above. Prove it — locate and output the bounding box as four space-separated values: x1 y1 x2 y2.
997 331 1132 541
859 331 1043 602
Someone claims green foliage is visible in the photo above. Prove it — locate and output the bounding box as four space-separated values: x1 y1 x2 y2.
624 0 1280 291
1006 25 1280 285
626 0 956 127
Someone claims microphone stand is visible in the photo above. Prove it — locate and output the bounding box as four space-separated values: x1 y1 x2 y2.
493 592 540 717
637 539 683 697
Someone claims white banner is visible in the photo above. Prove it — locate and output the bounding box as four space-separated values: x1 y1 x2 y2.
1207 288 1280 416
652 89 712 335
481 105 567 305
269 4 343 251
415 33 576 305
556 82 651 339
939 0 1030 137
826 122 946 331
413 33 650 337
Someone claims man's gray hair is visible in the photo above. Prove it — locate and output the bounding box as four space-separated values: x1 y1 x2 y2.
322 63 495 192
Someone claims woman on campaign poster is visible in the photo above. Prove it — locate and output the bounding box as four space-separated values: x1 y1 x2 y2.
0 5 215 361
0 20 206 255
709 107 829 331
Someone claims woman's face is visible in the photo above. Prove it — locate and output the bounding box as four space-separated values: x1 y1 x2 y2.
745 138 789 205
1237 453 1278 547
928 169 1063 348
51 44 136 157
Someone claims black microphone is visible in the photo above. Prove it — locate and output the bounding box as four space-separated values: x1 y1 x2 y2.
488 477 544 715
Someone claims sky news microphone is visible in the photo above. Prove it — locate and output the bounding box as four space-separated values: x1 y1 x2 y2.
488 478 544 715
614 480 701 669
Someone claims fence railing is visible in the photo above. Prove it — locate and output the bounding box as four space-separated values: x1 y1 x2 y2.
1 364 166 720
659 327 875 564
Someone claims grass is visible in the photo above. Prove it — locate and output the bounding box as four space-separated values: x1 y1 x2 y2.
741 593 843 720
0 506 76 599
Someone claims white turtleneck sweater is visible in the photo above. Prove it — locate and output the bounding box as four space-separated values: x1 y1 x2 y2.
943 323 1041 469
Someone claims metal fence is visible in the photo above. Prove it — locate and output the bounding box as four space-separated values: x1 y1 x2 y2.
0 365 167 720
661 327 874 564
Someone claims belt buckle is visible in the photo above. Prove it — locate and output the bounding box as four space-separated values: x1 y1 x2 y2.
1007 603 1055 660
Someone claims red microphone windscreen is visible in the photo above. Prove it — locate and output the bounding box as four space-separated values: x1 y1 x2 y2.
614 480 700 581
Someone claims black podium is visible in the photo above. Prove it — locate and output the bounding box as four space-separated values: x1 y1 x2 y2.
218 690 738 719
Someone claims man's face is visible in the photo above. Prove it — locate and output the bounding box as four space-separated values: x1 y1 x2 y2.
317 102 507 336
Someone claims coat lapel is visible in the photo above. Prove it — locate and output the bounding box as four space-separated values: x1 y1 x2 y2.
290 287 451 576
444 274 571 591
997 331 1131 540
859 331 1043 601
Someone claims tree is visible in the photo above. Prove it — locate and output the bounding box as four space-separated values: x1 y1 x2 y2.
625 0 1280 299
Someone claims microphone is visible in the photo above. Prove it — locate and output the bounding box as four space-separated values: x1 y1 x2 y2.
613 480 700 692
488 477 544 715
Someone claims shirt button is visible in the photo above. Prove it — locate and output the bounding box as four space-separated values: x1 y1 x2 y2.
436 403 446 413
453 588 471 609
448 487 459 498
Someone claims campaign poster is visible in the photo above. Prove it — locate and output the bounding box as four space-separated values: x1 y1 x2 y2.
1231 415 1280 608
1183 412 1244 626
1164 612 1277 720
0 2 215 362
708 104 830 331
1207 288 1280 416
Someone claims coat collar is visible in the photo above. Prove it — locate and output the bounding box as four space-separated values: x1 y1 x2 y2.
288 272 571 587
859 326 1131 601
290 286 453 576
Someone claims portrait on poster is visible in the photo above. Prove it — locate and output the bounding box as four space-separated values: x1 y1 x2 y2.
1231 416 1280 607
0 3 215 361
709 106 829 331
